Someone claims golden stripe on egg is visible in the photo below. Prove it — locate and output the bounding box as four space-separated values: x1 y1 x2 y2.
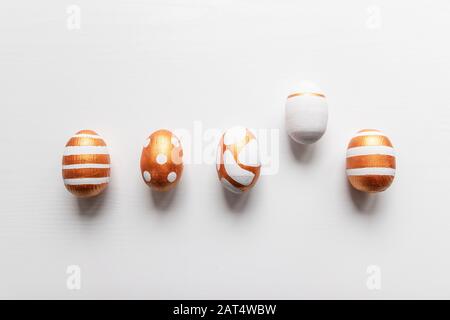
287 92 326 99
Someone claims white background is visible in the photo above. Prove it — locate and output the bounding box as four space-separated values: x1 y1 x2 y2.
1 0 450 299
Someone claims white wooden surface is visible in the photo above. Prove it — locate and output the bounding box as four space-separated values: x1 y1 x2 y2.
1 0 450 299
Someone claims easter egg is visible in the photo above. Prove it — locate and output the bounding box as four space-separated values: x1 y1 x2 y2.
346 129 396 193
62 130 111 197
285 82 328 144
140 129 183 192
216 126 261 193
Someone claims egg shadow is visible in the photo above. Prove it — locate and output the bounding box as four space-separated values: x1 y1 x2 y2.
288 137 316 164
150 187 178 212
76 187 109 218
221 187 252 214
346 179 379 214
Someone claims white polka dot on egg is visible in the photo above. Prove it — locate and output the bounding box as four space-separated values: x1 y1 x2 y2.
156 154 167 165
171 136 180 147
143 171 151 182
167 172 177 183
144 138 151 148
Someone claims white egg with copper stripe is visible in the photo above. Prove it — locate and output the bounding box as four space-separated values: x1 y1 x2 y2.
285 82 328 144
346 129 396 193
62 130 111 197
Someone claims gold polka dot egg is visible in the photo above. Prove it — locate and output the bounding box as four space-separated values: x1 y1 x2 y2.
216 126 261 193
62 130 111 198
346 129 396 193
140 129 183 191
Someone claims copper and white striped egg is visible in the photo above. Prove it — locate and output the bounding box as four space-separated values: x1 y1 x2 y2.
216 126 261 193
346 129 396 193
140 129 183 192
62 130 111 197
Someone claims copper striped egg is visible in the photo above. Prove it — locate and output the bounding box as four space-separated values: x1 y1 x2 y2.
346 129 396 193
62 130 111 197
140 129 183 192
216 126 261 193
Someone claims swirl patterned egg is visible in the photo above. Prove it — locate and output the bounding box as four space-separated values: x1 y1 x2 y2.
346 129 396 193
140 129 183 192
62 130 111 197
216 126 261 193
